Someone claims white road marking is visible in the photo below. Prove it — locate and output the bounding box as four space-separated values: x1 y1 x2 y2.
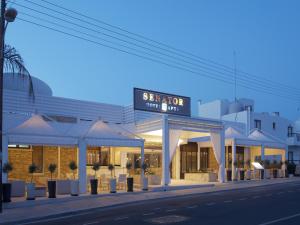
238 198 247 201
83 222 99 225
253 196 261 199
258 213 300 225
166 209 177 212
114 216 129 221
186 205 198 209
143 212 155 216
206 202 216 206
224 200 232 203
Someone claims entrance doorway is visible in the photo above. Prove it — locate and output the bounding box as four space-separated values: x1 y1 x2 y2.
180 142 198 179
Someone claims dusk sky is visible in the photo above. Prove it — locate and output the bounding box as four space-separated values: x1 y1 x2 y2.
6 0 300 120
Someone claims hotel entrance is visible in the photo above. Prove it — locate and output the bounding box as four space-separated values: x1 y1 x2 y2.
180 143 198 179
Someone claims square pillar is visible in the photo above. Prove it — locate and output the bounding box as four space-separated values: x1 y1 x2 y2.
162 115 170 187
78 139 87 194
140 143 145 182
232 140 237 181
2 135 9 183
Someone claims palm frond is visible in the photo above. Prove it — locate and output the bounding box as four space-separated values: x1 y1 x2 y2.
3 44 35 98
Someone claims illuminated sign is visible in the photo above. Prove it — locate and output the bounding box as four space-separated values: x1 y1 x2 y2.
133 88 191 117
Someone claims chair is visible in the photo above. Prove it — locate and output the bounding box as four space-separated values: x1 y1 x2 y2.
100 174 109 191
117 174 127 190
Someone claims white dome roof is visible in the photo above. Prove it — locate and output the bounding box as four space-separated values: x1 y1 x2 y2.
4 73 52 96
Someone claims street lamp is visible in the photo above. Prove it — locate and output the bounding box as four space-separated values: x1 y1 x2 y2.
0 0 17 213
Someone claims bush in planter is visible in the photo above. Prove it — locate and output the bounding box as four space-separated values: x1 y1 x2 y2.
126 162 134 192
227 159 232 181
246 159 251 180
47 163 57 198
108 164 116 193
27 163 37 200
90 162 101 195
69 161 79 196
287 163 296 176
232 160 238 181
2 162 13 202
141 162 149 191
239 160 245 180
272 160 278 178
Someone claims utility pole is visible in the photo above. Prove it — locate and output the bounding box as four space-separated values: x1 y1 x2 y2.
0 0 6 214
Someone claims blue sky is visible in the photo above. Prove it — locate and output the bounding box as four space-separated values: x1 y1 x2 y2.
6 0 300 120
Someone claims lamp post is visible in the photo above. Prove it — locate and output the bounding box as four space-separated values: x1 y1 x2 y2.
0 0 17 213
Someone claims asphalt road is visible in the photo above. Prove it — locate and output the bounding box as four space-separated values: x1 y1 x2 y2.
13 180 300 225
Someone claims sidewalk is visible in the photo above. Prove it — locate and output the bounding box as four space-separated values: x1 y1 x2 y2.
0 178 299 224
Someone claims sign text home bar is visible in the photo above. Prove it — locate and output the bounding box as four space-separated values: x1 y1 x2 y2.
134 88 191 116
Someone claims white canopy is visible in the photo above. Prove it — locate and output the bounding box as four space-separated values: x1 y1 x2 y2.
190 126 286 149
4 113 143 147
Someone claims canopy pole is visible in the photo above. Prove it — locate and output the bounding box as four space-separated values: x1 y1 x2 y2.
78 139 87 194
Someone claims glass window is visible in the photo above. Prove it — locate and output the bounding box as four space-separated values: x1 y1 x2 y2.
32 146 43 173
254 119 261 130
272 122 276 130
87 147 110 166
288 126 293 137
288 152 294 162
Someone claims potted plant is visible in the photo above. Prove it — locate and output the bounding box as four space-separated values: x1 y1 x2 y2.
69 161 79 196
47 163 57 198
27 163 37 200
227 159 232 181
2 162 13 202
239 160 245 180
108 164 116 193
264 160 270 179
245 159 251 180
126 162 134 192
232 160 238 181
90 162 100 195
287 162 296 177
284 160 289 177
272 160 278 178
141 162 148 191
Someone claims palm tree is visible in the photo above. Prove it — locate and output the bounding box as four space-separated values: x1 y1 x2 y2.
3 44 34 96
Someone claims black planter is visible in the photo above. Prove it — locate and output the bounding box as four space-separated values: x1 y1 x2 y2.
273 169 278 178
240 170 245 180
90 179 98 195
260 170 264 179
48 181 56 198
127 177 134 192
226 170 232 181
3 183 11 202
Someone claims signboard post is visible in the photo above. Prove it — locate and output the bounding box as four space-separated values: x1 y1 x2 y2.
134 88 191 117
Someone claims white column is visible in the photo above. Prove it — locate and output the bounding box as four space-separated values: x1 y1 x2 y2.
2 135 9 183
261 145 265 179
162 115 170 187
78 139 87 194
232 140 237 181
219 130 225 183
140 142 145 183
197 143 201 170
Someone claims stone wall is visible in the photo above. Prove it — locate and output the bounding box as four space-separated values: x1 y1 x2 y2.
8 146 78 186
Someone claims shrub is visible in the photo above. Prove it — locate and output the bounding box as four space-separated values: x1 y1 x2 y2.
28 163 37 183
48 163 57 180
3 162 13 174
69 161 78 180
92 162 101 178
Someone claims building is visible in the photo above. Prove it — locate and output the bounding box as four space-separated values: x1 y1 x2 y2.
2 74 227 195
198 98 298 169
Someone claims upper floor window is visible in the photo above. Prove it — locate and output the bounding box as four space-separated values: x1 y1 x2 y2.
288 126 293 137
254 119 261 130
272 122 276 130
